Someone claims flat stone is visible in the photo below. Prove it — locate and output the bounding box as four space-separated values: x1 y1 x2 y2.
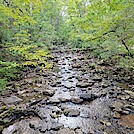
58 128 74 134
101 81 109 88
92 76 102 81
113 112 121 119
80 93 97 101
50 113 59 118
71 97 83 104
88 79 95 83
2 119 39 134
75 128 83 134
124 90 134 97
110 101 123 109
100 120 111 127
36 84 42 87
121 110 130 115
64 82 74 89
118 114 134 128
17 90 26 95
59 97 69 103
70 91 75 96
29 117 41 129
114 107 123 113
43 89 55 96
76 82 93 88
117 95 130 100
47 98 60 104
72 64 81 68
48 122 63 131
64 109 80 117
4 96 22 104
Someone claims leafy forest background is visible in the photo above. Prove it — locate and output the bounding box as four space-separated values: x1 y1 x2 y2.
0 0 134 89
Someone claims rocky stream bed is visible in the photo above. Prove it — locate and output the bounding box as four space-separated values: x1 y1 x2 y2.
0 47 134 134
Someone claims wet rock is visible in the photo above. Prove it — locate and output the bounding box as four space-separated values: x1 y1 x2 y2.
70 91 75 96
80 93 97 101
92 76 102 81
110 101 123 109
36 83 42 87
113 112 121 119
17 90 26 95
64 82 74 89
67 75 75 79
71 97 83 104
48 122 63 131
121 110 130 115
100 120 111 127
50 113 60 118
64 109 80 117
40 120 48 132
76 82 93 88
118 114 134 128
58 128 74 134
29 99 42 107
2 119 40 134
3 96 22 104
75 128 83 134
29 117 41 129
88 79 95 84
40 98 48 104
124 104 134 111
114 108 123 113
101 81 109 88
124 90 134 97
69 88 75 91
72 64 81 68
117 95 130 100
43 89 55 96
59 98 69 103
47 98 60 104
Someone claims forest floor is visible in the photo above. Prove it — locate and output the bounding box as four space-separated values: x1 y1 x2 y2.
0 47 134 134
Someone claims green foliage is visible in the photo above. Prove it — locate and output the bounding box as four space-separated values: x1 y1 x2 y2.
0 0 62 89
0 79 7 91
64 0 134 68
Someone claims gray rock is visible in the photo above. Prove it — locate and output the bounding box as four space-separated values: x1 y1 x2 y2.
4 96 22 104
118 114 134 128
121 110 130 115
64 109 80 117
64 82 74 89
59 97 69 103
76 82 93 88
50 113 60 118
92 76 102 81
113 112 121 119
80 93 97 101
110 101 123 109
71 97 83 104
72 64 81 68
100 120 111 127
101 81 109 88
48 122 63 131
43 89 55 96
47 98 60 104
75 128 83 134
118 95 130 100
58 128 74 134
124 90 134 97
2 119 39 134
